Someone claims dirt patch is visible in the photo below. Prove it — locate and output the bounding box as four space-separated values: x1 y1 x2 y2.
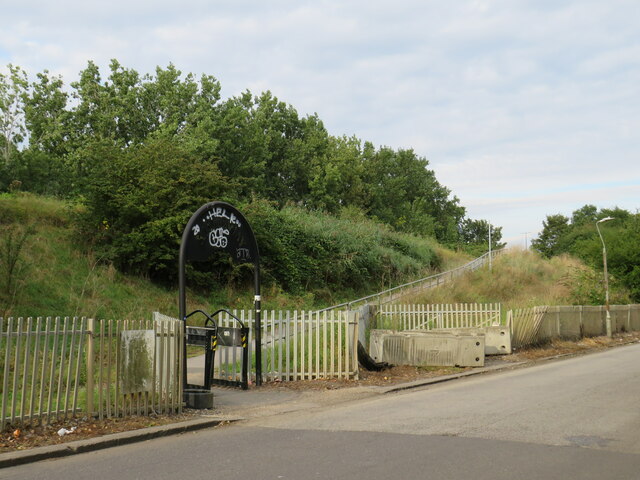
259 364 471 392
0 412 201 453
504 331 640 361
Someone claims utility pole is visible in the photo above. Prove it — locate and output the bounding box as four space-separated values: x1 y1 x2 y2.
521 232 531 250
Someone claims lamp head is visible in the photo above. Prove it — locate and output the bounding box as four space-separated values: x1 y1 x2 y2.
597 216 614 224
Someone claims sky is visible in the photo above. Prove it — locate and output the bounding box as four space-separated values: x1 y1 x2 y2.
2 0 639 247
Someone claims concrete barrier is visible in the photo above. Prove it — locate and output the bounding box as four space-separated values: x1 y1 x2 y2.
429 326 511 355
525 304 640 345
582 307 604 336
629 306 640 331
537 311 559 344
611 305 632 332
369 329 484 367
556 306 582 339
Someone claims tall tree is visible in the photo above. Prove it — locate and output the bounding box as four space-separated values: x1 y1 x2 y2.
459 218 504 249
531 214 570 258
23 70 69 156
0 64 28 165
571 204 598 226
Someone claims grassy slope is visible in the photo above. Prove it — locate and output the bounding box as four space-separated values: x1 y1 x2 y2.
7 194 607 321
406 248 630 311
0 194 182 319
0 194 469 319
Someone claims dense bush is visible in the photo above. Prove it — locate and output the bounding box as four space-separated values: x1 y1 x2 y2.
532 205 640 301
76 137 236 279
244 201 439 294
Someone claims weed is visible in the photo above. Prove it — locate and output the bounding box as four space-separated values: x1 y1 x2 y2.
0 222 34 316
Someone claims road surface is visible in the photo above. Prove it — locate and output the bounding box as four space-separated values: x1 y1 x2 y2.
4 343 640 479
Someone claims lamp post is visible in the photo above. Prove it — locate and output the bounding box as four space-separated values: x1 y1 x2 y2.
488 223 492 271
596 217 614 338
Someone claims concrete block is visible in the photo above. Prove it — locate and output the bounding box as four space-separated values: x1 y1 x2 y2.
369 330 484 367
184 389 214 409
369 329 393 363
558 306 581 339
537 307 558 342
610 305 629 333
582 307 604 336
429 326 511 355
629 305 640 331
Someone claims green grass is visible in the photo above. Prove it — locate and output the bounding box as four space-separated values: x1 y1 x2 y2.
0 194 279 319
404 249 631 312
0 192 472 320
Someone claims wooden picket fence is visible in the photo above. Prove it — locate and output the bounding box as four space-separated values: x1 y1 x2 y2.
376 303 502 331
1 316 183 432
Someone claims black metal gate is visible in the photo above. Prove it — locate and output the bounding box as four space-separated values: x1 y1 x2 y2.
184 309 249 390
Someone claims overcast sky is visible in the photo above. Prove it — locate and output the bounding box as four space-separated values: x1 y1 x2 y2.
2 0 639 246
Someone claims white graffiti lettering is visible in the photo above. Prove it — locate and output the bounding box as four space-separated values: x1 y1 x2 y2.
229 213 241 228
203 208 242 228
209 227 229 248
191 224 201 236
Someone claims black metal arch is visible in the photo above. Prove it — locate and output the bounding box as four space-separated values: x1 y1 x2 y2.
178 201 262 387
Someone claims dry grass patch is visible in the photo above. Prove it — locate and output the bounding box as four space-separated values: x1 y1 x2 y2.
506 331 640 361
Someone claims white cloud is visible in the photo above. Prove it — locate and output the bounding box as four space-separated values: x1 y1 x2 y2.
1 0 639 245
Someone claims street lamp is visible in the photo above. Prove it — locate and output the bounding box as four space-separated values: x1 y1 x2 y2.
488 223 492 271
596 217 614 338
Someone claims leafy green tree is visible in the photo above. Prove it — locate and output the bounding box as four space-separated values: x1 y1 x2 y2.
533 206 640 301
309 135 367 212
210 91 269 196
531 214 570 258
24 70 70 157
571 204 598 227
77 136 236 279
0 64 28 165
599 207 631 223
458 218 504 254
3 59 503 295
362 146 465 241
597 215 640 300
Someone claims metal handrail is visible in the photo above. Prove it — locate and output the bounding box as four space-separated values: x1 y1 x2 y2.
318 248 505 313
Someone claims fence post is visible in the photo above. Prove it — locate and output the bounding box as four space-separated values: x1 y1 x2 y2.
350 311 359 380
86 318 95 419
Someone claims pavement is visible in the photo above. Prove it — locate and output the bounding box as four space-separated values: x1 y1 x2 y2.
0 361 525 469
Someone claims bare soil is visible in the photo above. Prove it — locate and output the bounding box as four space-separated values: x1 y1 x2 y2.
0 412 200 453
3 332 640 453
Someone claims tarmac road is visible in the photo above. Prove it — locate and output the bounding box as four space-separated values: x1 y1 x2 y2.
3 343 640 479
248 341 640 455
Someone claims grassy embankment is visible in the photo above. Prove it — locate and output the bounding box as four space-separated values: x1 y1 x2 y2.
0 193 182 320
405 248 631 312
0 193 456 320
2 192 625 323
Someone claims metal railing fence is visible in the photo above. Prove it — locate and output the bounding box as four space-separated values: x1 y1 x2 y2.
377 303 502 331
177 309 359 384
1 316 183 432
